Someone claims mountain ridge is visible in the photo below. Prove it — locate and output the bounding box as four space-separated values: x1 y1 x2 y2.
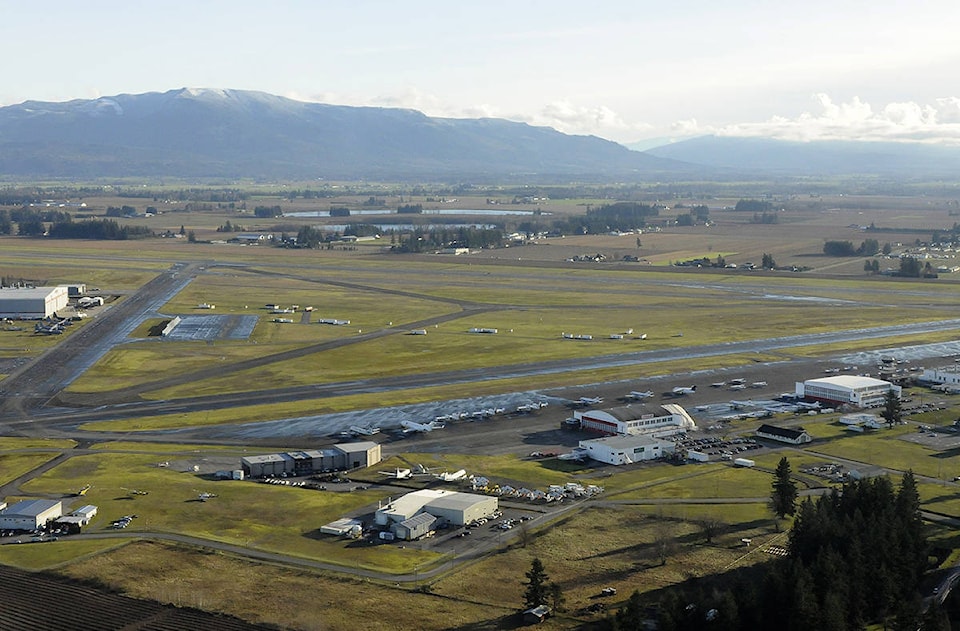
0 88 693 181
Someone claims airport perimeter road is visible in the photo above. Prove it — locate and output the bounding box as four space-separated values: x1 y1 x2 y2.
0 263 198 420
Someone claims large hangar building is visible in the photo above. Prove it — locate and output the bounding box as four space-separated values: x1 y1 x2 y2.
0 499 62 530
375 489 498 532
573 403 695 437
0 286 69 319
796 375 900 408
241 442 381 477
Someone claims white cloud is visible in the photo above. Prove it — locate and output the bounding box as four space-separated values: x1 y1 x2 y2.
715 94 960 144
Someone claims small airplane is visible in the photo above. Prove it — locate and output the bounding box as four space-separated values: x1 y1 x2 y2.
729 378 746 385
576 396 603 406
626 390 654 400
75 484 91 497
710 381 726 388
729 383 747 391
196 492 218 502
122 487 149 496
349 425 381 436
796 401 821 410
401 420 444 433
435 469 467 482
671 386 697 396
379 467 412 479
750 381 768 388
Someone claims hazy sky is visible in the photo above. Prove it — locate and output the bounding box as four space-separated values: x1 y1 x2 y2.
5 0 960 145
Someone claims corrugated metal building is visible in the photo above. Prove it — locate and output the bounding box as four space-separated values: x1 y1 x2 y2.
0 286 70 319
578 434 675 465
796 375 900 408
0 499 62 530
573 404 695 437
241 442 382 477
392 512 439 540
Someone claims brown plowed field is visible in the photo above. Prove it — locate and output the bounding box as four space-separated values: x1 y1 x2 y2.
0 564 276 630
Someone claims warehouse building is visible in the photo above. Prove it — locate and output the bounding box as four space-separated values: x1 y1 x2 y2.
0 499 62 530
756 424 812 445
796 375 900 408
241 441 381 478
578 434 675 465
920 366 960 388
375 489 498 531
0 286 70 319
573 403 695 437
393 513 440 541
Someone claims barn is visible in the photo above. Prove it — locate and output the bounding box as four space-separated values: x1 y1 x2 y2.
0 286 70 319
756 424 812 445
795 375 900 408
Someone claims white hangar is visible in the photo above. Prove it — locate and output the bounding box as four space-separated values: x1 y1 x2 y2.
0 499 62 530
796 375 900 408
573 403 695 437
375 489 498 530
0 286 70 319
578 434 675 465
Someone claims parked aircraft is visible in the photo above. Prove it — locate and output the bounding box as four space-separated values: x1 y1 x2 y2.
350 425 381 436
729 378 747 385
710 381 726 388
751 381 768 388
729 384 747 391
671 386 697 395
379 468 412 479
196 492 218 502
435 469 467 482
795 401 821 411
576 396 603 406
401 420 444 433
626 390 654 400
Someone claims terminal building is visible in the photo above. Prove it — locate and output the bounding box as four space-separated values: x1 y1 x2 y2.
0 286 70 319
795 375 900 408
0 499 62 530
578 434 675 465
241 442 381 477
572 403 695 437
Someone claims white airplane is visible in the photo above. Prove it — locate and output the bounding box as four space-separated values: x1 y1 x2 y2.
795 401 821 410
435 469 467 482
379 467 412 479
576 396 603 406
671 386 697 395
626 390 654 400
350 425 380 436
401 420 444 433
729 378 746 385
729 384 747 391
750 381 768 388
710 381 726 388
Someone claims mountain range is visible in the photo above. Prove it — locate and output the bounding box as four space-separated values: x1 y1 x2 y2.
0 88 688 181
2 88 959 181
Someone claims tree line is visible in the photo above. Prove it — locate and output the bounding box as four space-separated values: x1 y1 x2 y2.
611 470 933 631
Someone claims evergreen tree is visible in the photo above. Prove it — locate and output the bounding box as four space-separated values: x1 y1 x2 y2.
882 389 902 428
522 557 549 609
771 456 798 518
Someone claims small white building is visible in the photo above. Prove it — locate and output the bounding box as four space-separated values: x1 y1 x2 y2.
573 404 695 437
0 286 70 319
578 434 675 465
0 499 62 530
839 413 884 429
796 375 900 408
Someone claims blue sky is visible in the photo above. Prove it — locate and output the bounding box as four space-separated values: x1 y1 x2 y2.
5 1 960 145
